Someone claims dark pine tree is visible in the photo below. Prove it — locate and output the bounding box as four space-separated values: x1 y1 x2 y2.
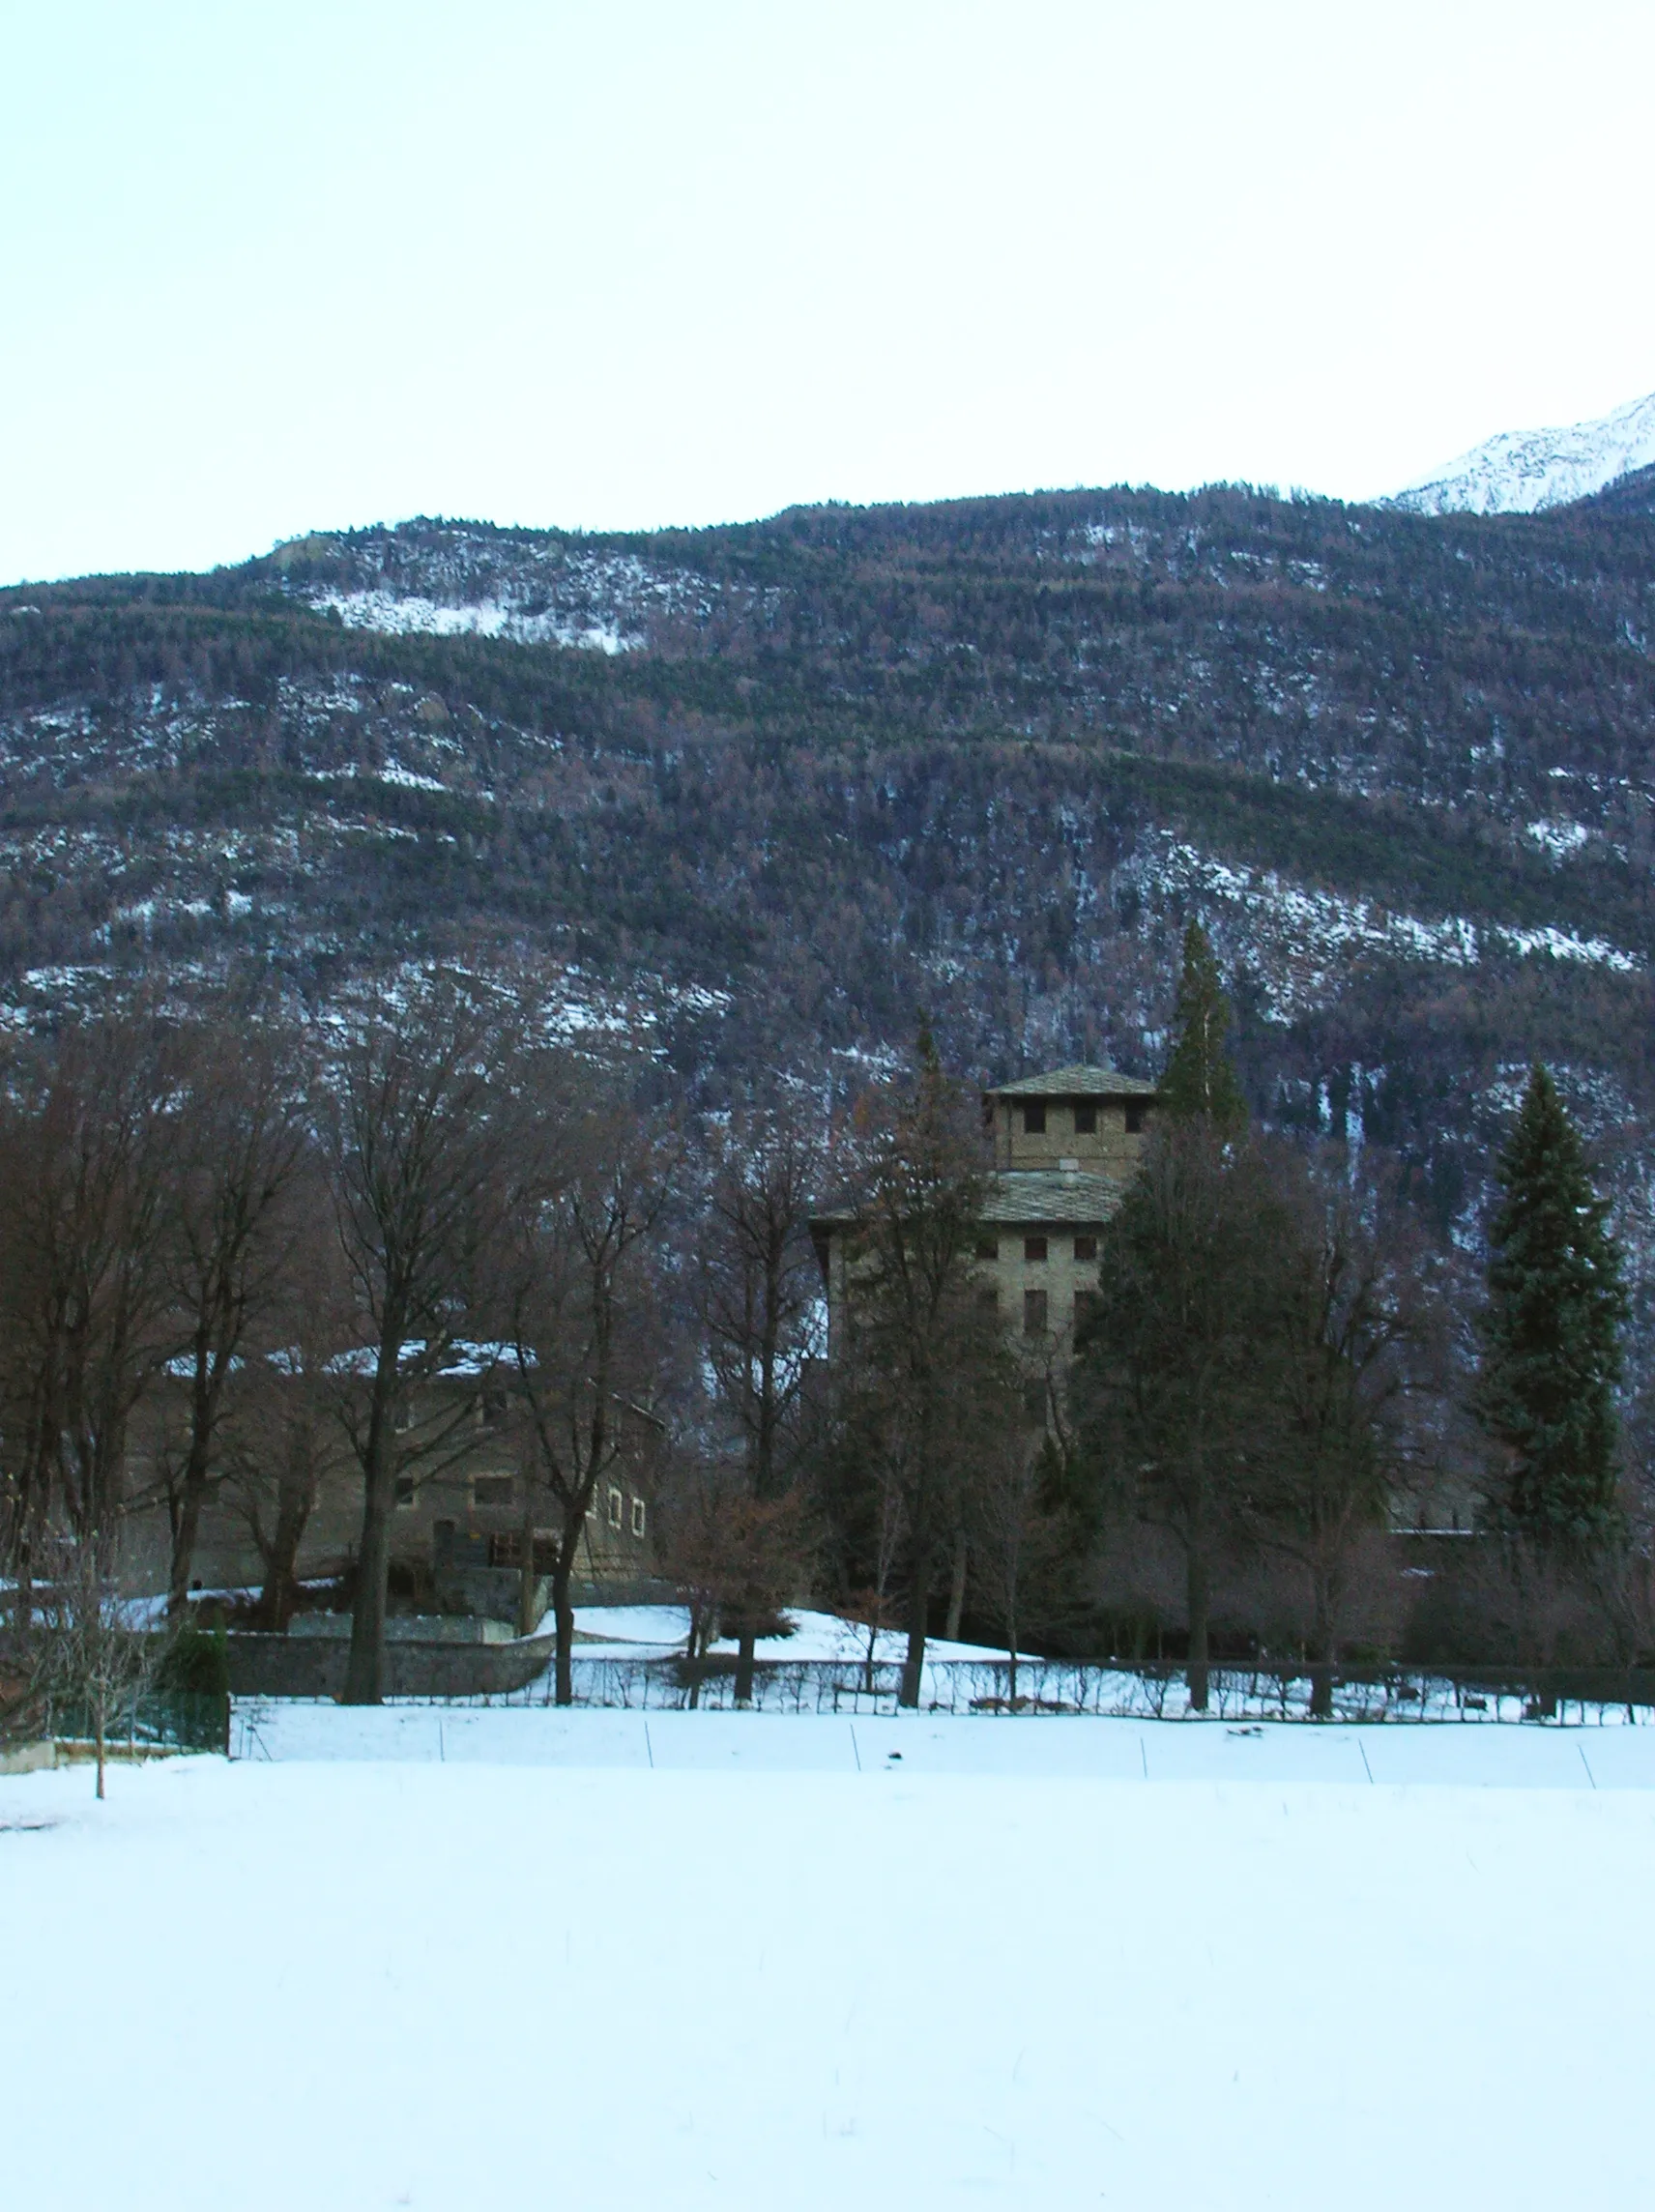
1159 919 1247 1131
1477 1065 1626 1544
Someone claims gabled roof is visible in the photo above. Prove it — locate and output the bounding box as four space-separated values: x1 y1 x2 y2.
985 1062 1158 1100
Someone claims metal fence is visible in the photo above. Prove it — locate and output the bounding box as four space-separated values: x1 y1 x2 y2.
376 1653 1655 1726
43 1689 230 1755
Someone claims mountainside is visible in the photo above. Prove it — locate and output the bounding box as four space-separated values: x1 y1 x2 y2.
1388 389 1655 516
4 480 1655 1286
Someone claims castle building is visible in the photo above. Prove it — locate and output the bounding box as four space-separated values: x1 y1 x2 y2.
813 1061 1158 1379
975 1062 1158 1351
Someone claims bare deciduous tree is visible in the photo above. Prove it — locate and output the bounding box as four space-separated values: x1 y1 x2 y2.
500 1066 675 1704
159 1023 309 1615
0 1014 178 1617
221 1182 357 1630
695 1105 823 1701
837 1034 1013 1706
330 985 516 1704
37 1525 159 1800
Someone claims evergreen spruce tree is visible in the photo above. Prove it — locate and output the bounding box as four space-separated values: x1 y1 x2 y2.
1477 1065 1626 1543
1160 919 1247 1130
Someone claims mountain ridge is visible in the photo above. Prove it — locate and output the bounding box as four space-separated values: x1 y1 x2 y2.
1386 388 1655 516
3 478 1655 1296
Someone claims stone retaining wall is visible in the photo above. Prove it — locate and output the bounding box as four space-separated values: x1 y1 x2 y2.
224 1635 551 1700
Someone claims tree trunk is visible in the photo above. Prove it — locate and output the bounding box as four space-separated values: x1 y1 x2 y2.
1186 1545 1210 1714
1309 1568 1337 1720
344 1443 395 1704
256 1462 313 1632
345 1350 402 1705
168 1336 229 1618
734 1625 757 1705
944 1528 968 1644
552 1543 576 1707
516 1503 538 1639
166 1436 213 1619
900 1530 932 1709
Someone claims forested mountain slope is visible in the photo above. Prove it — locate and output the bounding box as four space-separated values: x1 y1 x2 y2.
3 480 1654 1257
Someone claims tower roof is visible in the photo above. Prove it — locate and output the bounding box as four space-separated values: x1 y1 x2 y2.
985 1062 1158 1100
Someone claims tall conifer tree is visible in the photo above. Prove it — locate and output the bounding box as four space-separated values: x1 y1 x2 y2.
1477 1065 1625 1543
1160 919 1247 1130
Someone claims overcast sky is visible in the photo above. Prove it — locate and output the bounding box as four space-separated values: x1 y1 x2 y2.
4 1 1654 585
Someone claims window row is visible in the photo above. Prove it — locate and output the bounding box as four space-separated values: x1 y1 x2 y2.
976 1287 1101 1335
395 1474 648 1538
1003 1101 1146 1136
975 1234 1098 1263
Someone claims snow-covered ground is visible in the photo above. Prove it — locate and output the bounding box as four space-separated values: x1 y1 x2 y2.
5 1715 1654 2209
564 1603 1000 1665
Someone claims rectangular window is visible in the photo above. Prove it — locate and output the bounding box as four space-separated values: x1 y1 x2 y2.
607 1487 624 1529
1024 1288 1048 1335
975 1237 999 1261
1073 1103 1096 1135
394 1475 416 1508
1125 1102 1146 1134
630 1497 647 1539
473 1475 514 1508
1023 1102 1046 1135
1024 1235 1047 1263
1073 1235 1097 1262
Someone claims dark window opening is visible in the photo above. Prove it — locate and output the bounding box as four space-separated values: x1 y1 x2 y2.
1074 1235 1097 1262
975 1237 999 1261
1073 1103 1096 1135
1023 1102 1046 1135
1024 1288 1048 1336
631 1498 647 1539
394 1475 416 1508
1124 1102 1146 1135
1024 1236 1048 1263
490 1530 560 1573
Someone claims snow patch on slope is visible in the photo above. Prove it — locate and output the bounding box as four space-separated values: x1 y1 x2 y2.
1130 836 1640 1019
314 589 634 653
295 534 732 654
1386 389 1655 516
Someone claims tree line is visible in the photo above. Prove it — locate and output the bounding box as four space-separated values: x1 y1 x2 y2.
0 928 1643 1763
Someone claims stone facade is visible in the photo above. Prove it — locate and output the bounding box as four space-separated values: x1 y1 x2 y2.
119 1371 662 1614
813 1061 1158 1384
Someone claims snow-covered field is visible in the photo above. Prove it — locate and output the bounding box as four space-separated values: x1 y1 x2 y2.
6 1712 1654 2209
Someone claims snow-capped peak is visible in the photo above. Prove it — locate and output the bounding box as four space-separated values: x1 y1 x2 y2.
1384 388 1655 516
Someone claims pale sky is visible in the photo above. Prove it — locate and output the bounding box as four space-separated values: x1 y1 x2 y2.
4 0 1654 585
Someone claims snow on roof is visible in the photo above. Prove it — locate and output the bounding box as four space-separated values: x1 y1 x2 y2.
986 1062 1158 1099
